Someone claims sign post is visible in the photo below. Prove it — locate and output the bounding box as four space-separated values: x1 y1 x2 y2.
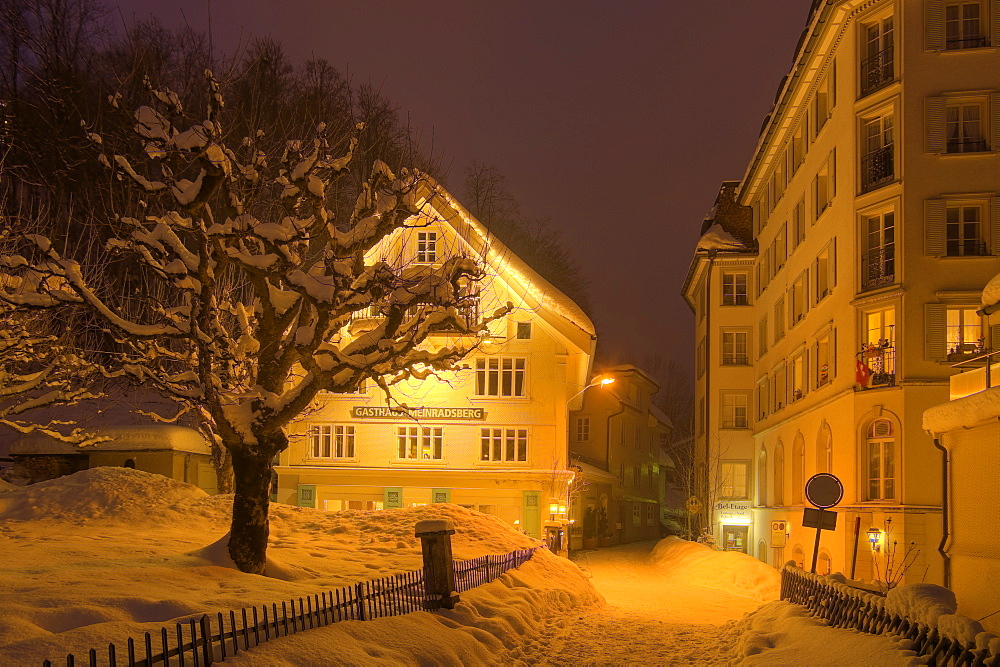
802 473 844 573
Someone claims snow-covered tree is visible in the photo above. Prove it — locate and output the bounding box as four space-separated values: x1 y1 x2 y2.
0 73 503 573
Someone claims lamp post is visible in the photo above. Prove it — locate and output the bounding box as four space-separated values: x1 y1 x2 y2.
568 376 615 404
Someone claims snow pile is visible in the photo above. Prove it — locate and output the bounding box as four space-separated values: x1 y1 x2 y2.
649 536 779 601
981 271 1000 308
697 222 748 251
884 583 957 624
0 468 599 664
922 385 1000 433
724 600 922 665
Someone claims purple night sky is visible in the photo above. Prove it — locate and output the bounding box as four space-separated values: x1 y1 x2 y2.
122 0 810 372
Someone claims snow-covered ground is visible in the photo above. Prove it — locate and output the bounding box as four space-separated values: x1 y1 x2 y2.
0 468 939 665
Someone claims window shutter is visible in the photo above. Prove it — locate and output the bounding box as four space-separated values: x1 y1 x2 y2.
297 484 317 508
926 0 945 50
926 97 947 153
925 304 947 361
992 197 1000 254
925 199 946 256
383 487 403 509
991 93 1000 151
831 328 837 379
830 238 837 288
992 0 1000 46
992 324 1000 351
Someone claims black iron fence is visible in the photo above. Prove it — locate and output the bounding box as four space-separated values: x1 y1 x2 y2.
781 565 1000 665
43 545 543 667
860 47 894 96
861 144 894 192
861 246 895 291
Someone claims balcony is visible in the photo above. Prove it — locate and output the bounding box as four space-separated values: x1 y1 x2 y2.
349 300 480 333
860 47 894 96
946 35 988 49
946 239 989 257
861 145 894 192
949 351 1000 399
947 138 989 154
861 246 895 291
858 342 895 389
571 452 609 472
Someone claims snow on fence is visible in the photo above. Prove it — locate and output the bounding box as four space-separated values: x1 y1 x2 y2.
42 545 543 667
780 564 1000 666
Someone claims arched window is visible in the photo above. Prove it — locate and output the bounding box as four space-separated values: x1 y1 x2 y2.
818 549 832 576
792 433 805 504
865 419 896 500
758 540 768 565
774 440 785 506
792 544 805 569
123 459 136 469
757 448 768 506
816 422 833 474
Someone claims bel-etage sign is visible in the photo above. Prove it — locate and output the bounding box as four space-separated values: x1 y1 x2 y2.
350 406 487 421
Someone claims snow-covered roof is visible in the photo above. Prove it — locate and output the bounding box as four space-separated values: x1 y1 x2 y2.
648 404 673 430
696 222 748 252
570 459 620 483
922 385 1000 435
11 424 211 456
982 272 1000 309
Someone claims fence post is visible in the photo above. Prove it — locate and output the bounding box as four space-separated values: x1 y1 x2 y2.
415 519 459 610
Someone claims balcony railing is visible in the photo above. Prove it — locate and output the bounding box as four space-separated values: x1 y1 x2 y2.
861 246 895 291
858 342 895 389
860 47 894 96
946 35 988 49
946 138 989 154
946 239 989 257
861 144 894 192
570 452 609 472
949 350 1000 399
350 300 480 332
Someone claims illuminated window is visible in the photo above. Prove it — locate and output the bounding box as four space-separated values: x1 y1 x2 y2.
773 297 785 343
480 427 528 462
758 316 768 357
862 210 895 290
946 307 983 355
813 67 834 136
310 425 355 459
815 331 834 388
722 272 749 306
398 426 443 460
789 271 808 325
865 419 895 501
721 392 749 429
720 461 749 499
416 231 437 263
475 357 526 397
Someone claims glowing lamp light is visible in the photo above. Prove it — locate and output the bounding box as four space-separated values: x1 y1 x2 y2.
868 527 883 552
598 377 615 386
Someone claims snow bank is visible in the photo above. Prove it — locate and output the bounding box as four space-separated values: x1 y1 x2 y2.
724 600 922 665
0 468 599 664
649 537 779 601
922 385 1000 433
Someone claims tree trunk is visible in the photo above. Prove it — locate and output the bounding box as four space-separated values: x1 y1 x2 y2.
211 440 234 494
227 446 274 574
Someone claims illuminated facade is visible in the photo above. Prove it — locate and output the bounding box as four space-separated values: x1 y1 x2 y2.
568 365 673 549
274 184 596 539
684 0 1000 583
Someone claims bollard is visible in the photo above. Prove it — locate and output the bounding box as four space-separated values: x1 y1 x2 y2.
415 519 460 610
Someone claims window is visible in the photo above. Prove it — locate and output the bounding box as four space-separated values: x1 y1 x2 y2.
862 114 894 192
721 392 749 429
862 210 895 291
813 67 834 136
757 449 768 506
480 427 528 462
792 198 806 248
757 254 770 295
416 231 437 263
814 153 836 215
696 338 706 378
722 330 749 365
720 461 750 499
861 16 894 96
946 1 987 49
575 417 590 442
792 434 805 504
475 357 526 397
772 364 786 412
816 423 833 473
722 272 749 306
863 307 896 386
815 330 835 387
758 316 768 357
947 306 983 355
773 297 785 343
865 419 895 500
310 425 356 459
398 426 443 460
815 241 835 301
516 322 532 339
772 224 787 273
791 124 804 170
947 100 988 153
790 271 808 325
946 203 986 255
632 503 641 526
789 353 807 402
646 503 655 526
756 377 769 420
773 441 785 506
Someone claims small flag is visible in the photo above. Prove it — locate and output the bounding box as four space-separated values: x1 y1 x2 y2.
855 359 872 388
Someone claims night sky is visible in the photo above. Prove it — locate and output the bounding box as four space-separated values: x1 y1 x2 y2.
124 0 811 373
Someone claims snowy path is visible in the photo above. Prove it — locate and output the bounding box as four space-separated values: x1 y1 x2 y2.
507 542 765 665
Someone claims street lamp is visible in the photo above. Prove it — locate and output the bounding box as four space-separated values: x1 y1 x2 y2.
868 527 882 552
568 376 614 403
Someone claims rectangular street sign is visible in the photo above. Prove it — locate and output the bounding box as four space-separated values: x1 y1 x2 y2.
802 507 837 531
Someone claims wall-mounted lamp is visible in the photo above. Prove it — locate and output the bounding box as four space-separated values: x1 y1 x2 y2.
548 500 568 521
868 527 883 552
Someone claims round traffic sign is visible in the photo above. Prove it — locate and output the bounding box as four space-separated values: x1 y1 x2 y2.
805 473 843 509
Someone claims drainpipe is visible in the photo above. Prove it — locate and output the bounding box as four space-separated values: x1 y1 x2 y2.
932 436 951 588
703 251 717 533
607 402 626 540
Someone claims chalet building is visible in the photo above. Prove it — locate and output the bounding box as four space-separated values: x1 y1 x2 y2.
922 271 1000 632
274 184 596 540
684 0 1000 584
567 365 673 549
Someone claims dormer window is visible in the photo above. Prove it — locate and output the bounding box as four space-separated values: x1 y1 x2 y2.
416 231 437 263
